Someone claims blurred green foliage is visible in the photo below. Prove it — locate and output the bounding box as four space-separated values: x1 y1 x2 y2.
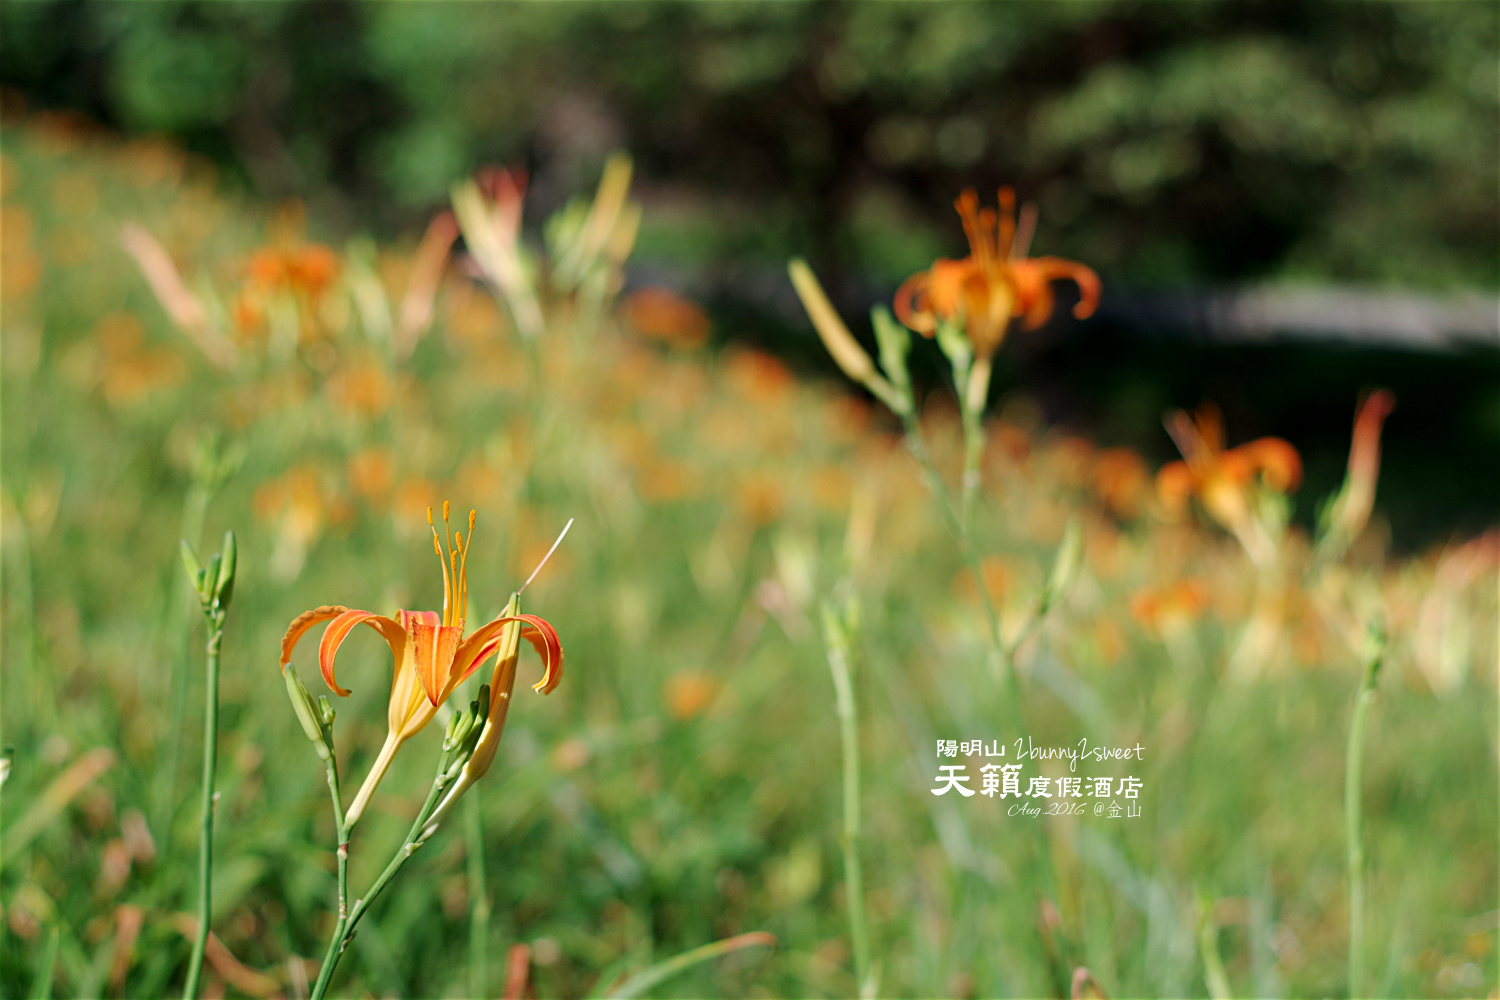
3 0 1496 288
1 113 1496 999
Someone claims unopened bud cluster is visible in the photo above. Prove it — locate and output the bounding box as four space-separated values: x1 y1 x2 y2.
440 685 491 782
181 530 238 621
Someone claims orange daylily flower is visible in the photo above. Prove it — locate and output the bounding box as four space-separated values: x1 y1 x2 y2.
1156 405 1301 566
894 187 1100 359
279 503 562 826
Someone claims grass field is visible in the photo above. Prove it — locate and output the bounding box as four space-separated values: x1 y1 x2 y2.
1 111 1496 999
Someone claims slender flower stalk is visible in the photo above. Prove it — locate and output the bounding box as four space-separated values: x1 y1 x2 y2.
792 228 1092 990
821 594 872 996
309 737 473 1000
1346 621 1385 999
179 531 237 1000
159 438 243 847
466 788 490 1000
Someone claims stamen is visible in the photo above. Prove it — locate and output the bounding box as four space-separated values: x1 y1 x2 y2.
1011 203 1038 260
432 531 452 623
977 208 998 264
519 518 575 595
458 511 476 622
440 501 456 626
955 190 984 263
452 531 464 625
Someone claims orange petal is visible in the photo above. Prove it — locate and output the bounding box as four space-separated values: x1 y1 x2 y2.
400 609 441 630
893 272 937 336
1239 437 1302 493
409 619 464 706
1025 257 1101 324
280 606 348 672
452 614 565 694
317 609 408 697
516 615 564 694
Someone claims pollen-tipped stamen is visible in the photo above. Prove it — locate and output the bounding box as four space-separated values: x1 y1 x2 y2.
1012 203 1037 260
955 191 987 265
458 510 476 622
429 507 453 626
997 186 1016 259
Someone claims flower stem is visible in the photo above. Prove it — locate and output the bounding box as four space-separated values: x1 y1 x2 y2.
158 481 211 844
466 788 490 1000
959 355 992 535
1346 631 1384 999
900 407 1071 992
181 609 224 1000
309 764 453 1000
824 620 871 994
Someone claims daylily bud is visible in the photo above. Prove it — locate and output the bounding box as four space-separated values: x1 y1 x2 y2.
870 306 912 390
285 664 332 760
181 540 204 596
317 696 335 727
204 554 221 607
214 530 237 608
1043 517 1084 609
789 259 908 415
934 316 973 380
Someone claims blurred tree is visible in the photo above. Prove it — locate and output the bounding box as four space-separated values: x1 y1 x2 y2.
3 0 1495 291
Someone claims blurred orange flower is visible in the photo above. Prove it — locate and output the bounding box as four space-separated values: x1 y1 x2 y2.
1157 405 1300 565
664 671 717 720
1092 447 1150 520
894 188 1100 359
232 242 341 343
347 447 393 502
622 287 711 349
279 503 562 826
1129 579 1210 636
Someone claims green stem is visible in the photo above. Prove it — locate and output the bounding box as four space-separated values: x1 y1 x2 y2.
309 746 351 1000
825 630 871 993
900 408 1070 993
959 355 991 536
900 417 1015 692
466 788 490 1000
309 768 453 1000
1346 641 1383 999
182 611 223 1000
159 483 211 843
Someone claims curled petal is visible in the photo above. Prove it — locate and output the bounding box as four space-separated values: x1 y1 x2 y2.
452 613 565 694
280 606 348 672
1237 437 1302 493
893 273 938 336
516 615 564 694
318 609 408 697
1038 257 1102 320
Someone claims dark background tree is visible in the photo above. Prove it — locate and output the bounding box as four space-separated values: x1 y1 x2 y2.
3 0 1497 545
